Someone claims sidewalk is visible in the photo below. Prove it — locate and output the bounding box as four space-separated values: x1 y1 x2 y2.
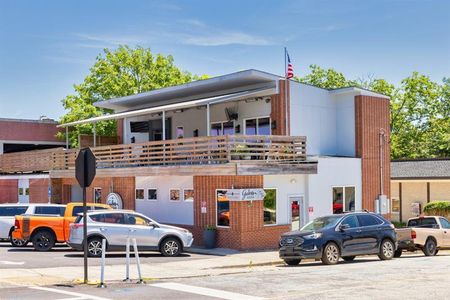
0 250 282 287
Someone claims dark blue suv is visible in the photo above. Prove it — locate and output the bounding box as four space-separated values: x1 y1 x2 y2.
279 212 397 265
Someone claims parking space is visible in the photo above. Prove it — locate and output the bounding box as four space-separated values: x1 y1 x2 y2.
0 241 208 269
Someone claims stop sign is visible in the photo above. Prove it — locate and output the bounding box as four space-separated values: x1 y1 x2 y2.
75 148 96 188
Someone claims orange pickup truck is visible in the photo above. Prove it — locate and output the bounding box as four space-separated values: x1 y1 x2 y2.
13 202 110 251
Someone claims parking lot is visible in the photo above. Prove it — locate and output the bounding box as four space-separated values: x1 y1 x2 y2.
1 240 450 299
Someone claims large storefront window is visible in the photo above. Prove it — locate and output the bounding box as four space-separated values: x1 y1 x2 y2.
217 190 230 227
211 121 234 136
245 117 271 135
332 186 355 214
263 189 277 225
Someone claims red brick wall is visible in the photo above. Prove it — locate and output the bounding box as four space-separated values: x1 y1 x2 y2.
355 95 391 213
193 175 289 250
0 120 62 142
270 79 290 135
0 179 18 203
56 177 135 209
29 178 50 203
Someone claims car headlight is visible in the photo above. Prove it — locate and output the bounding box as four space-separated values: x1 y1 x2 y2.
303 233 322 239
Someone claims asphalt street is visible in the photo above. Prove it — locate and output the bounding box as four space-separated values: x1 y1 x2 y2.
1 249 450 300
0 241 207 269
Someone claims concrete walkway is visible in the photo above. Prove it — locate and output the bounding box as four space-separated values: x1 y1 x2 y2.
0 250 282 287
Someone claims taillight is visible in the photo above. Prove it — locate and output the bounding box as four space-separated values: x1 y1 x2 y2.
14 220 20 230
71 223 83 229
411 230 416 239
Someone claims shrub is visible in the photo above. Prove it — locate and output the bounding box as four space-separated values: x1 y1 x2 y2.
392 221 406 228
423 201 450 217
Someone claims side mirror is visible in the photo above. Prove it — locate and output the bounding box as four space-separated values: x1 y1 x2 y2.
339 224 350 231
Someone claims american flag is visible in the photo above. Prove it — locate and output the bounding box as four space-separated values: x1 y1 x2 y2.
286 50 294 79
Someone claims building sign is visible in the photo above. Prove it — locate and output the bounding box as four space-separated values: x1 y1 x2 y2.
201 201 207 214
106 192 123 209
224 189 266 201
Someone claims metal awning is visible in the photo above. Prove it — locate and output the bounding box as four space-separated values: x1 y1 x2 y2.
58 86 277 128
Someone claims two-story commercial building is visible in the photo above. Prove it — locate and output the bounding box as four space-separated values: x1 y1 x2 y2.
0 69 391 249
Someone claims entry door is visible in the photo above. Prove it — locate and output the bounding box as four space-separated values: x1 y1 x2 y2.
18 179 29 203
289 196 305 231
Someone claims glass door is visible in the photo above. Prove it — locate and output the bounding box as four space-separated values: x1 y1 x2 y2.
289 196 305 231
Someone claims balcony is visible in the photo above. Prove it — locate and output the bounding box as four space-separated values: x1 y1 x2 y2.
0 135 317 177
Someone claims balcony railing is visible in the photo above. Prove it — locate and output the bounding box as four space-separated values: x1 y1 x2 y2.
0 135 307 173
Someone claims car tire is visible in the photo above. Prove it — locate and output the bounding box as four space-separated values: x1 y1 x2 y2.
342 256 355 262
423 238 437 256
378 239 395 260
160 237 182 257
87 237 104 257
284 259 301 266
9 229 29 247
394 249 402 258
32 230 55 252
321 242 340 265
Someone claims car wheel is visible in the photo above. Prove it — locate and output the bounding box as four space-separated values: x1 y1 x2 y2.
342 256 355 262
423 238 437 256
284 259 301 266
321 242 340 265
394 249 402 258
87 237 104 257
160 237 182 257
10 236 29 247
32 230 55 251
378 239 395 260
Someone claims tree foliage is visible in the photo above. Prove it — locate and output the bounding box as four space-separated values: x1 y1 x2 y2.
296 65 449 159
59 46 202 147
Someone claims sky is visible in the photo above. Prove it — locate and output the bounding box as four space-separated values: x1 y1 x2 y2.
0 0 449 120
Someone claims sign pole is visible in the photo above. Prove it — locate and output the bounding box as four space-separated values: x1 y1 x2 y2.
83 186 88 284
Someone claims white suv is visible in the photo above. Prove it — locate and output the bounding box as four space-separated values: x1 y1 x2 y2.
0 203 66 246
68 210 194 257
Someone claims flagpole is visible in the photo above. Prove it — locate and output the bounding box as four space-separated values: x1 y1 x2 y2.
284 47 289 135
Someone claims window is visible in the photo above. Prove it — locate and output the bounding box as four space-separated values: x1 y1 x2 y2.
25 188 30 196
176 126 184 139
263 189 276 225
127 214 152 226
18 188 24 195
71 206 109 217
407 217 439 228
130 121 149 133
184 189 194 202
91 213 126 224
170 189 180 201
34 206 65 216
94 188 102 203
391 198 400 213
148 189 157 200
210 121 234 136
0 206 28 216
332 186 356 214
341 215 359 228
135 189 144 200
245 117 271 135
357 215 383 227
217 189 230 227
440 218 450 229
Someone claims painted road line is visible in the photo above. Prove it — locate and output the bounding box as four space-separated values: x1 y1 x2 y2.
152 282 264 300
0 260 25 265
29 286 111 300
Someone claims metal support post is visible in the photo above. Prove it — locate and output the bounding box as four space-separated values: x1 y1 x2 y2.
132 238 144 284
123 237 131 282
97 239 107 288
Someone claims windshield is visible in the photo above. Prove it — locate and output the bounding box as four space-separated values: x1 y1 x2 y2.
300 216 342 232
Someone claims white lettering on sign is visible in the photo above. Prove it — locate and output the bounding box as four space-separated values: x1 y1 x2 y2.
224 189 266 201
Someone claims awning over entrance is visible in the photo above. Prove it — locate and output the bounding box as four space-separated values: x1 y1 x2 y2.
57 86 277 128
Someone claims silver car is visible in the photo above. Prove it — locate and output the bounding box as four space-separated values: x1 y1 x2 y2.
68 210 193 257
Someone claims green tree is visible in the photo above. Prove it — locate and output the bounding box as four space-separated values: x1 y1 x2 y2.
296 64 357 89
59 46 201 147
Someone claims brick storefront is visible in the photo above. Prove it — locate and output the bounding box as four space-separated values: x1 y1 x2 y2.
0 179 18 203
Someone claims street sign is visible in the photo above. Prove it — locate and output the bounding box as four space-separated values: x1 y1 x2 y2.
75 148 96 188
75 148 96 284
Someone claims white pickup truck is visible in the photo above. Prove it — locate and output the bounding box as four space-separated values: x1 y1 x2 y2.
396 216 450 257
